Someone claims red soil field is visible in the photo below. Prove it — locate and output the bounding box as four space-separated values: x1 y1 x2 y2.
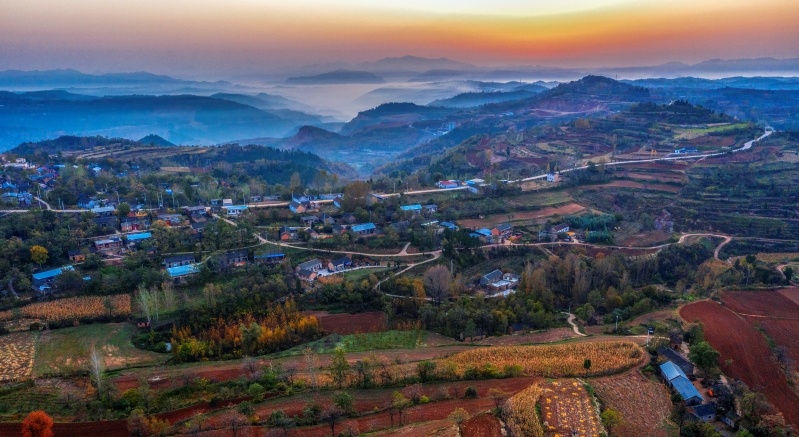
680 301 799 428
778 287 799 307
462 413 502 437
721 290 799 319
304 311 388 335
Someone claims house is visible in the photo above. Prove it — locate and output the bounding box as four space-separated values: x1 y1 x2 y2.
297 259 323 272
1 192 19 205
297 268 318 282
255 253 285 265
328 257 352 272
390 221 410 232
31 265 75 291
93 216 119 231
289 201 306 214
91 206 116 217
167 264 199 278
164 254 196 268
182 206 207 217
210 199 223 211
224 205 248 217
722 411 741 429
551 223 570 234
351 223 377 235
250 195 262 203
440 221 458 231
480 269 504 287
424 204 438 214
320 214 336 225
493 223 513 237
400 204 422 214
660 361 703 406
436 180 459 189
341 213 357 224
503 272 521 285
279 227 295 241
191 222 208 235
220 249 248 268
546 173 560 182
157 214 184 226
689 403 717 423
126 232 152 245
222 199 233 207
658 347 695 377
367 193 388 206
331 224 347 235
68 249 86 262
333 196 343 209
301 215 320 226
121 216 150 232
94 237 123 251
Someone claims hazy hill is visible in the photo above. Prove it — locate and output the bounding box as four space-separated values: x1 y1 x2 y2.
0 68 231 90
430 84 548 108
339 102 455 135
138 134 176 147
286 70 385 84
627 76 799 91
0 90 317 150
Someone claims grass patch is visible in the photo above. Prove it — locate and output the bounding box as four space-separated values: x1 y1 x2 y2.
342 267 388 282
34 323 165 377
272 330 426 356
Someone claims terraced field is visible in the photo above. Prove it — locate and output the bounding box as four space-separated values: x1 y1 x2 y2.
0 332 37 383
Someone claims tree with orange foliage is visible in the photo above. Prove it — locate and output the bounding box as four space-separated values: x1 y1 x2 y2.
21 411 54 437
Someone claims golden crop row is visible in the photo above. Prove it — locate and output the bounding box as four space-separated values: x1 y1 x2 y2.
0 294 131 322
443 341 645 378
0 333 36 382
506 383 545 437
540 380 603 437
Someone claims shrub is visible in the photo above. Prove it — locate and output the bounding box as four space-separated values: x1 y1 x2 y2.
465 386 478 399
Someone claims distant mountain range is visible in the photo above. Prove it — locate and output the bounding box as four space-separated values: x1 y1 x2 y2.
286 70 385 84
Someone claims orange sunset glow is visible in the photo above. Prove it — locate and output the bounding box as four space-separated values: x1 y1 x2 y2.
1 0 798 76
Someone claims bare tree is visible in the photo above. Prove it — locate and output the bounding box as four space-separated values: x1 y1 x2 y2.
423 265 452 306
89 344 105 399
135 284 153 325
242 356 259 379
220 411 250 437
321 406 344 437
160 281 175 313
304 346 318 390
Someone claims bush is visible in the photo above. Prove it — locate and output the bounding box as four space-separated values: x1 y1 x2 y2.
464 386 478 399
419 395 430 404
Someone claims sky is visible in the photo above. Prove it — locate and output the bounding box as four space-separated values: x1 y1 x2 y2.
1 0 798 78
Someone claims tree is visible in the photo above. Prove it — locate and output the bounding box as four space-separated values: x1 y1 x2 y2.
329 347 351 388
341 181 370 211
449 407 470 434
390 391 411 426
220 411 250 437
117 202 131 219
268 410 295 437
423 265 452 306
30 245 48 268
416 360 436 383
600 408 623 436
321 406 344 437
583 358 592 377
332 391 355 414
89 344 105 400
488 388 509 412
21 411 54 437
783 266 794 283
688 341 720 378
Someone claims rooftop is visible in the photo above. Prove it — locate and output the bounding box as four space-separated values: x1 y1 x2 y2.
167 264 199 278
127 232 152 241
351 223 377 233
32 265 75 281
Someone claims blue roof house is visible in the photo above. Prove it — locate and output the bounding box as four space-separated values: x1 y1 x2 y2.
351 223 377 235
660 361 702 405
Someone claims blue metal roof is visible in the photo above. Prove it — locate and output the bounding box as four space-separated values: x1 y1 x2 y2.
226 205 248 210
671 375 703 402
32 265 75 281
476 228 493 237
660 361 687 381
351 223 376 232
127 232 152 241
255 253 285 259
400 204 422 211
441 221 458 230
167 264 199 277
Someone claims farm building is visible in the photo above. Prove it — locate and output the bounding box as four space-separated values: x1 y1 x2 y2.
440 221 458 231
328 257 352 272
255 253 285 264
126 232 152 245
289 201 306 214
493 223 513 237
220 249 248 269
68 249 85 262
400 204 422 213
552 223 570 234
658 347 695 377
90 206 116 216
94 237 123 251
297 259 323 272
660 361 703 406
297 268 317 281
224 205 248 217
436 180 460 189
689 403 717 423
167 264 199 278
351 223 377 235
31 265 75 291
164 254 195 268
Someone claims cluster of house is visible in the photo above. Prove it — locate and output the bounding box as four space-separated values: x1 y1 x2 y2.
537 223 575 242
295 256 359 281
657 346 741 430
163 248 285 280
470 223 514 244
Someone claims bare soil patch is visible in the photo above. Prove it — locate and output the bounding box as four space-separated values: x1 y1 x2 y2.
458 203 585 229
593 371 673 437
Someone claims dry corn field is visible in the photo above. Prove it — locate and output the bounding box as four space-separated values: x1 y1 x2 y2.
443 341 645 377
506 383 545 437
540 380 603 437
0 294 131 322
593 372 673 437
0 332 37 382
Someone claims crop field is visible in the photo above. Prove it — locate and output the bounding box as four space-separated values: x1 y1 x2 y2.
0 332 37 382
680 301 799 428
461 413 502 437
756 253 799 264
539 380 603 437
443 341 645 378
0 294 131 323
506 383 545 437
304 311 388 335
34 323 165 376
593 372 673 437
